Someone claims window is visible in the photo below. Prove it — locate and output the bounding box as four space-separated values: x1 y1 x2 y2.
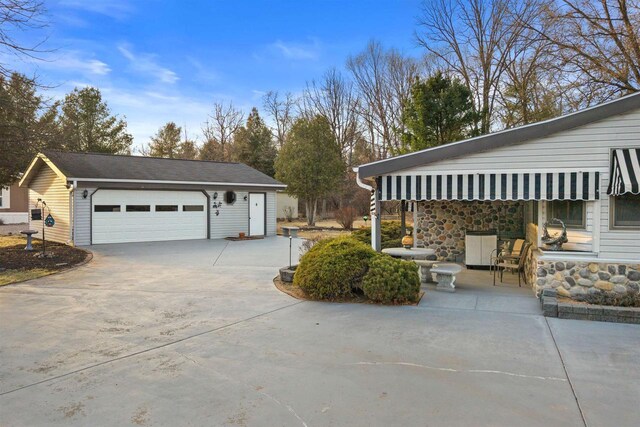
0 187 8 209
94 205 121 212
548 200 585 228
126 205 150 212
611 193 640 228
183 205 204 212
155 205 178 212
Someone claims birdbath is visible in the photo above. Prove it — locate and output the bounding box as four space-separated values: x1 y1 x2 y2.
21 230 39 251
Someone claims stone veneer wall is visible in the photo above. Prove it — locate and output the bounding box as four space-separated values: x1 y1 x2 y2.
533 252 640 298
415 200 525 261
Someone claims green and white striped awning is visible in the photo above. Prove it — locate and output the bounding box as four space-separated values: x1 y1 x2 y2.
377 171 600 202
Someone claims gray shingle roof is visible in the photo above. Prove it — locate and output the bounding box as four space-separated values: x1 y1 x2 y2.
41 150 285 187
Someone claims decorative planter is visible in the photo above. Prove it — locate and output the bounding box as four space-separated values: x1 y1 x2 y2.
279 265 297 283
239 232 246 239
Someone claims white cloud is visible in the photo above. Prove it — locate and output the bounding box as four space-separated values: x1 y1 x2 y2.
49 53 111 75
269 38 322 60
118 43 179 84
59 0 134 20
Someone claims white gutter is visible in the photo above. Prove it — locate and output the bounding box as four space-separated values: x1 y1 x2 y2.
353 167 373 192
66 177 287 188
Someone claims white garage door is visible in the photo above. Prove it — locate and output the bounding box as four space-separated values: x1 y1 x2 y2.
92 190 207 244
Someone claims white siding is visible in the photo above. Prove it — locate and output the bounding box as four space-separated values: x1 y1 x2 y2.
74 187 94 246
267 191 276 236
394 108 640 261
209 190 248 239
28 165 71 244
599 174 640 260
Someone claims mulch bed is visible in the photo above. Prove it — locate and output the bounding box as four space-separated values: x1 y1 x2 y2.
0 240 89 271
224 236 264 241
273 277 424 306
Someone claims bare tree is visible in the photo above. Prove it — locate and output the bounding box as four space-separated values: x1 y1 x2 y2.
201 101 244 162
262 90 296 149
417 0 541 133
346 40 420 157
535 0 640 103
0 1 48 78
301 68 361 166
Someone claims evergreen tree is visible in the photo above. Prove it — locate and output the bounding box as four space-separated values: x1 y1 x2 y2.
199 137 224 161
143 122 182 158
177 139 199 160
58 87 133 154
400 72 478 153
0 73 60 187
232 108 277 176
275 116 344 225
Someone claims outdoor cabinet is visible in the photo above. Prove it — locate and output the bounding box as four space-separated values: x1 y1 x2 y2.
465 231 497 268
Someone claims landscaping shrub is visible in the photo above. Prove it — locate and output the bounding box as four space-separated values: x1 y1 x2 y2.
362 254 421 304
335 206 357 230
299 234 324 255
294 236 376 299
351 221 413 249
283 206 295 222
575 292 640 307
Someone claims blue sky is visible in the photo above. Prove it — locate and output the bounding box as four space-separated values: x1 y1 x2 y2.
16 0 423 149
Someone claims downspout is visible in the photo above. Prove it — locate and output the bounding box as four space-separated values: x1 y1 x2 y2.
67 180 77 245
354 167 381 252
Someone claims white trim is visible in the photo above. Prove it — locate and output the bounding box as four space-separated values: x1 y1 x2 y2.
67 177 286 188
382 168 602 176
19 154 68 187
0 187 9 209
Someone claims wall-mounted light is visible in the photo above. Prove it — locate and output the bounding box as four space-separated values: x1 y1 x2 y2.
243 195 248 201
213 192 218 200
82 189 88 199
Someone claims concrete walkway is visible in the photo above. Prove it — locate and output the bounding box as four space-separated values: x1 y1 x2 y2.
0 238 638 426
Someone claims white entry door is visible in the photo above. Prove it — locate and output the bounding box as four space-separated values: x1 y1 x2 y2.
249 193 265 236
92 190 207 244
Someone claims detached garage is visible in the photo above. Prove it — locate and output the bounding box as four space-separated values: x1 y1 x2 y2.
19 151 286 245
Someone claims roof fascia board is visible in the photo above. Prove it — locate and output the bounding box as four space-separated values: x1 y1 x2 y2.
19 153 68 187
67 177 287 188
358 92 640 178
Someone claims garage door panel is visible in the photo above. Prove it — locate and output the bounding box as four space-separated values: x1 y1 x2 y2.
92 190 207 244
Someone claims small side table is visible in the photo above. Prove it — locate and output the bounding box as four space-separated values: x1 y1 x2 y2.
21 230 39 251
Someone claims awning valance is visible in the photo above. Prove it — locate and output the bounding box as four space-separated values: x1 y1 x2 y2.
607 148 639 196
377 171 600 202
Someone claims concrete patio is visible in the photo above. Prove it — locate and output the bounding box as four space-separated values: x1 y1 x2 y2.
0 237 638 426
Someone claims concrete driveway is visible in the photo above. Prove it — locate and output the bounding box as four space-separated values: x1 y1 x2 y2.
0 238 638 427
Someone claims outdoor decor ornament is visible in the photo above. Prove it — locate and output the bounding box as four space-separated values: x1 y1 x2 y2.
541 218 568 251
402 230 414 249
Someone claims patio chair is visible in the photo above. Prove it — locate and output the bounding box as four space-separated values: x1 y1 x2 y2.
504 239 525 259
493 242 531 287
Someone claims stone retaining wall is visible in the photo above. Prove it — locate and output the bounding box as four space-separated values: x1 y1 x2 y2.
415 201 524 261
533 254 640 299
541 290 640 324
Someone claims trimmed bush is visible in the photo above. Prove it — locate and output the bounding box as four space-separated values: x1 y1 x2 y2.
294 236 376 299
575 292 640 307
351 221 413 249
362 254 421 304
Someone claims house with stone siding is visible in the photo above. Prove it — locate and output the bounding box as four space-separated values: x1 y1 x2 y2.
355 92 640 300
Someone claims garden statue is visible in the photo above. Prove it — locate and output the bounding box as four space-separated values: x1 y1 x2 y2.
541 218 568 251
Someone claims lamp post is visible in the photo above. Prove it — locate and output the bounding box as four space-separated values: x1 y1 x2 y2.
35 199 47 256
289 235 293 269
